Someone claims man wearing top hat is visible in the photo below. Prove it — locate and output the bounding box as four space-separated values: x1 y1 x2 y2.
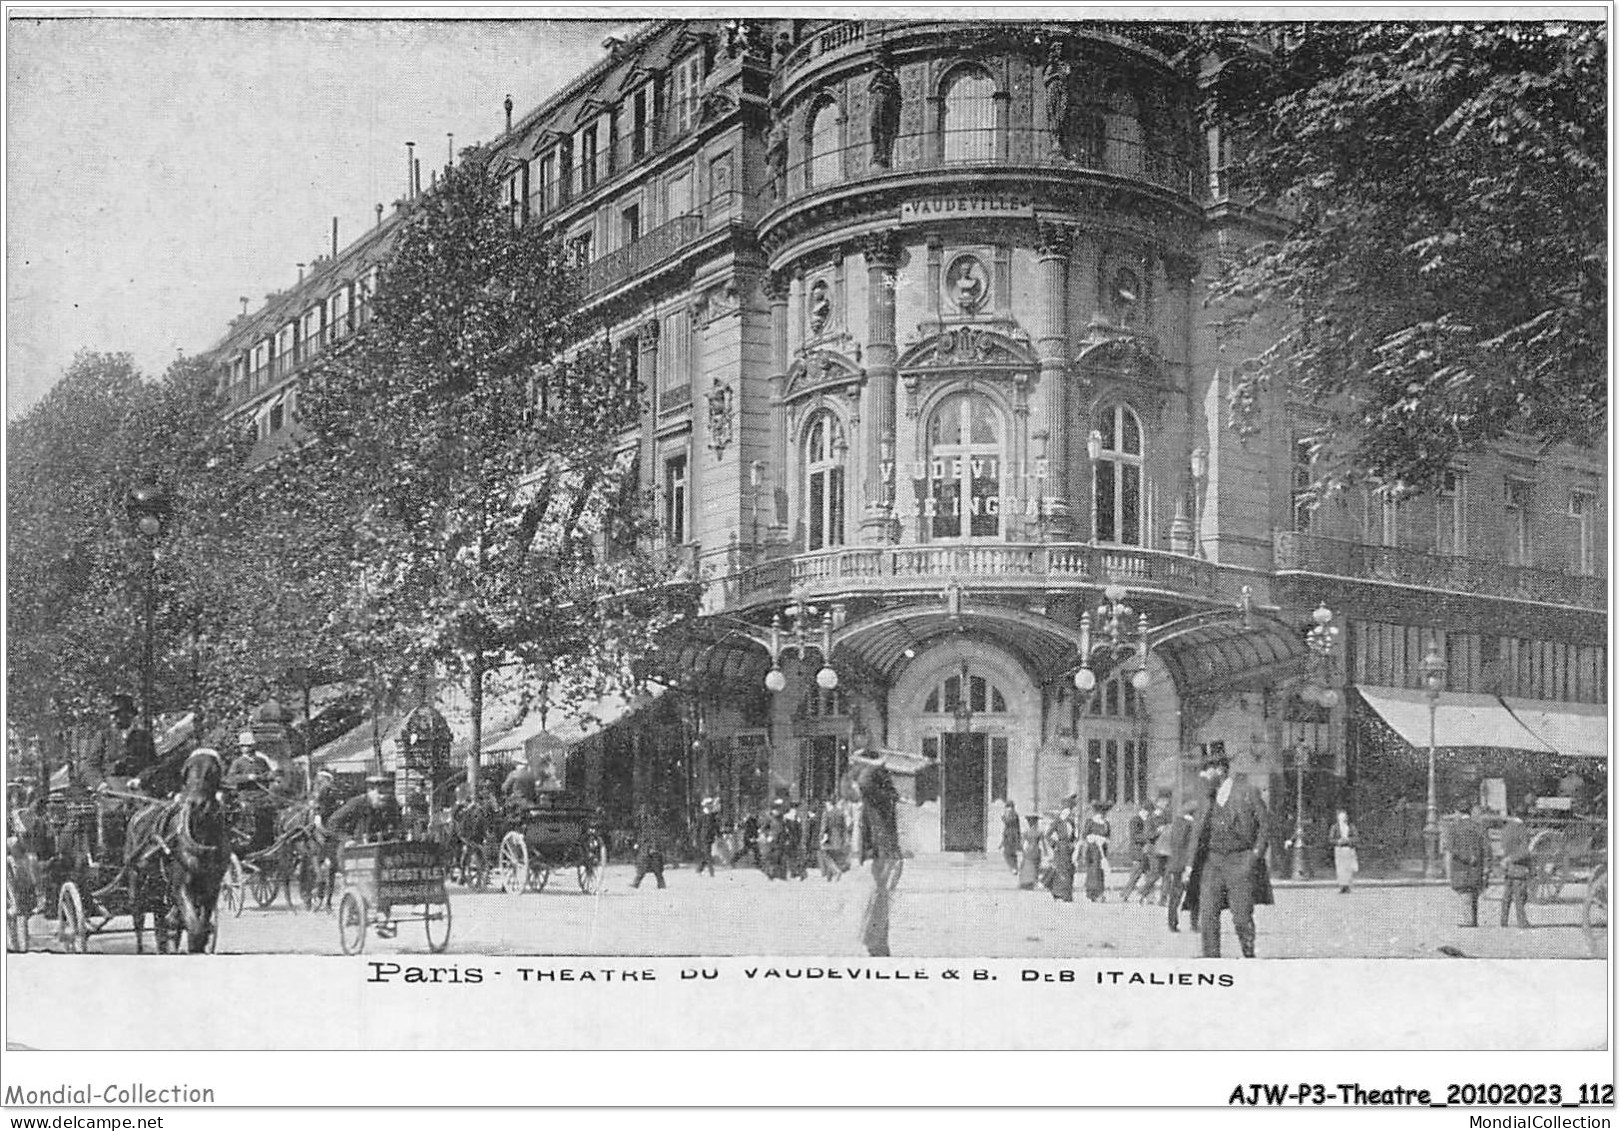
327 775 402 842
1182 747 1273 957
694 797 722 877
845 732 901 957
98 693 157 785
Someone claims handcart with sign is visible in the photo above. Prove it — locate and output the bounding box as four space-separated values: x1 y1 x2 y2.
335 839 451 955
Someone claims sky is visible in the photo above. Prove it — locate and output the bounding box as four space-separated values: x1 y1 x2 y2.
5 13 633 420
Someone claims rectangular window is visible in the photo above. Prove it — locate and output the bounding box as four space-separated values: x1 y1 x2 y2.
632 88 649 159
532 152 555 214
1104 738 1119 804
673 54 701 134
659 311 690 408
621 203 640 246
1095 461 1117 543
667 170 692 221
1292 438 1314 534
580 126 598 190
1379 492 1400 548
557 138 573 204
664 454 687 545
506 164 526 226
1504 479 1533 566
568 231 594 268
1436 469 1467 556
1570 489 1595 576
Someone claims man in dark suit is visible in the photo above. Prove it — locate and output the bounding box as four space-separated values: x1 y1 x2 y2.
1498 807 1533 928
1119 802 1156 901
847 733 901 957
1182 749 1273 957
1448 802 1490 926
631 805 667 889
327 776 402 842
1164 799 1198 932
100 693 157 785
694 797 722 877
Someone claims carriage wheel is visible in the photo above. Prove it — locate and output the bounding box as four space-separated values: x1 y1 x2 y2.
5 859 27 954
577 837 607 894
338 890 368 955
57 882 88 954
499 833 528 895
218 855 246 919
1583 869 1608 958
249 867 278 909
424 900 452 954
1531 858 1566 904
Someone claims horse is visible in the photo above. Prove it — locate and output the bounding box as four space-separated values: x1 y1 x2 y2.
124 748 230 954
277 800 337 912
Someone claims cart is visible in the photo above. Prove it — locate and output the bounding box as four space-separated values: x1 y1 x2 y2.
335 839 451 955
1525 816 1606 904
1583 860 1607 958
497 805 606 895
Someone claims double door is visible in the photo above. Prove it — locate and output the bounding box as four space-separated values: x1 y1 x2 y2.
939 732 1009 852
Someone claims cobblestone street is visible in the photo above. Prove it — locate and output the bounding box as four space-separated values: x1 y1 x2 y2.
12 854 1605 959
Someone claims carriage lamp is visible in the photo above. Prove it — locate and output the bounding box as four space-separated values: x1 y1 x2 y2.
1420 639 1448 880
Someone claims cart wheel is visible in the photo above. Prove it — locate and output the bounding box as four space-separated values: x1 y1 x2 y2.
338 890 368 955
424 900 452 954
499 833 528 895
1583 869 1608 958
1531 859 1566 904
578 837 607 894
5 859 27 954
533 865 550 892
249 868 278 909
218 854 246 919
57 882 88 954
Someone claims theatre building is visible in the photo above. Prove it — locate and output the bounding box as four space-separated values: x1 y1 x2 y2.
211 19 1606 862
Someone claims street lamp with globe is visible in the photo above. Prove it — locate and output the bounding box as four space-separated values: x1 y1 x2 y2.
1292 604 1341 879
1420 640 1448 879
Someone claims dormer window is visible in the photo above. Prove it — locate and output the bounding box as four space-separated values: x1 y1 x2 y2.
632 87 651 159
673 54 702 134
581 126 599 190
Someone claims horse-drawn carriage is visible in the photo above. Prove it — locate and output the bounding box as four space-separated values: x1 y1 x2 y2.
335 838 451 955
496 804 607 895
1523 814 1607 904
222 784 335 912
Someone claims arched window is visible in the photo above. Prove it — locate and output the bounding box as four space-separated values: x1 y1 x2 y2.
941 67 995 162
807 100 841 188
926 392 1003 540
1093 404 1144 546
923 672 1009 715
804 412 846 550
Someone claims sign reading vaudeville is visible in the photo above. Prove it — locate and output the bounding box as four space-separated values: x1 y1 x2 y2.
899 195 1034 223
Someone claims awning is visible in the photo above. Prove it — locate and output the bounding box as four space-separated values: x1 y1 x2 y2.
312 712 404 771
1355 685 1554 752
484 682 667 757
1502 698 1608 760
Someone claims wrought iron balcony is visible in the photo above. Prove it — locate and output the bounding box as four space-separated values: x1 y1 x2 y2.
732 542 1218 606
1273 530 1605 611
581 193 759 299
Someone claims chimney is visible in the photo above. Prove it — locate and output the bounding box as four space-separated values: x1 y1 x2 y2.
332 216 339 259
376 203 384 228
239 296 250 317
297 262 306 282
405 141 416 199
414 158 422 198
430 168 438 191
447 132 454 167
504 94 513 133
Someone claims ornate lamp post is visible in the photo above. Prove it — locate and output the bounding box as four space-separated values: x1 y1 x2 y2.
763 599 842 695
1420 640 1448 879
1292 603 1341 880
124 484 171 735
1074 583 1150 695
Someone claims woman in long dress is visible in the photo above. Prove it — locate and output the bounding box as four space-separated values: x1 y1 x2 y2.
1328 809 1359 893
1017 814 1044 890
1048 808 1076 902
1083 800 1111 902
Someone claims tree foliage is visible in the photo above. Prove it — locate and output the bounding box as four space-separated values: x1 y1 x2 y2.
267 152 693 786
1203 20 1605 496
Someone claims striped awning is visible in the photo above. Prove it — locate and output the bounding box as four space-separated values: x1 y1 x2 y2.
1502 698 1608 760
1355 686 1555 752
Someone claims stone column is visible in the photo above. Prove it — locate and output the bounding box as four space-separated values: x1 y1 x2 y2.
861 232 901 543
765 271 791 544
637 318 660 495
1036 222 1075 539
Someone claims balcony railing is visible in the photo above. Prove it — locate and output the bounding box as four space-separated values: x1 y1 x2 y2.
1273 531 1606 611
732 542 1218 605
581 193 757 298
777 127 1199 205
781 20 865 76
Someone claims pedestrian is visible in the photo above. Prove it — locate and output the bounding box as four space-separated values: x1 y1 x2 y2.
737 812 762 869
804 803 822 877
630 805 666 889
1145 791 1174 904
819 799 849 880
1327 808 1359 893
1048 804 1076 902
1082 799 1111 902
784 802 808 880
98 692 157 787
1164 799 1198 932
1181 749 1273 957
1119 800 1155 900
1449 801 1490 927
695 798 721 877
1498 806 1533 928
1000 800 1021 873
847 732 901 957
1017 814 1044 890
762 802 787 880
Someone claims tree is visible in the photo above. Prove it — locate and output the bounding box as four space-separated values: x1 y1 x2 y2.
6 351 258 761
1202 20 1605 497
273 152 693 791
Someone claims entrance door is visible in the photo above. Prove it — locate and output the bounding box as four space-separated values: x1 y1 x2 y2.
941 732 988 851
